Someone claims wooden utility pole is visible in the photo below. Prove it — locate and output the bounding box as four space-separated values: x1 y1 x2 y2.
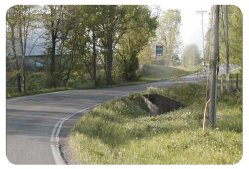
208 5 219 128
196 9 209 101
224 6 230 92
196 9 207 62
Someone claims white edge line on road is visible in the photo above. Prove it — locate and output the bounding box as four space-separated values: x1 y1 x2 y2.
50 104 100 165
7 90 65 101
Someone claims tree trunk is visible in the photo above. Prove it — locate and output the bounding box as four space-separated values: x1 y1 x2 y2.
236 73 239 90
22 59 26 92
208 5 219 128
48 6 62 88
50 33 56 87
18 17 27 93
221 77 224 94
106 35 113 85
224 6 230 92
10 26 22 93
92 29 97 87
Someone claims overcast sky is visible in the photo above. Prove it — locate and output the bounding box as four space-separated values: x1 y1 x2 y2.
156 4 211 56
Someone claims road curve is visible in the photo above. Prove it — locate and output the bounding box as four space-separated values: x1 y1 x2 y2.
6 74 204 164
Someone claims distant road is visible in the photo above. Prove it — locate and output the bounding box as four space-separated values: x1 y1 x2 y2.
6 74 205 164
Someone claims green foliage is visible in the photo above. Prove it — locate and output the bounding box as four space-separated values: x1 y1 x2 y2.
6 71 19 97
158 9 182 65
7 5 160 94
116 6 158 81
205 5 242 66
70 83 242 164
219 5 242 65
137 43 154 65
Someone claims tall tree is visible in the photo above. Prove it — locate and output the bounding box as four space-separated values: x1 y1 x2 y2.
43 5 63 88
209 5 219 128
158 9 182 65
53 6 77 87
6 7 22 93
217 5 242 92
227 6 242 65
224 6 230 92
218 5 242 67
6 5 34 93
98 6 127 85
84 6 102 87
17 6 33 92
116 6 158 80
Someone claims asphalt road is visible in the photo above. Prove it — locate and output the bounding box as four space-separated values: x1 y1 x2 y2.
6 74 205 164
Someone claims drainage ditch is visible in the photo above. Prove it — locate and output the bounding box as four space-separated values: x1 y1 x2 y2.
143 94 184 115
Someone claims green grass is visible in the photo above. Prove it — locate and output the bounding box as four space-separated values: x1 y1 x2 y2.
140 64 193 81
69 83 242 164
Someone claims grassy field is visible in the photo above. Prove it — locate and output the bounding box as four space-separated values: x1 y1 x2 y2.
69 82 242 164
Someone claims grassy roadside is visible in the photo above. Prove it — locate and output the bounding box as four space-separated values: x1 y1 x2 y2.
7 64 194 98
69 82 242 164
103 64 196 88
139 64 195 81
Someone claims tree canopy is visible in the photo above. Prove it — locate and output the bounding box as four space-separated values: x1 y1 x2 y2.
158 9 182 65
6 5 158 90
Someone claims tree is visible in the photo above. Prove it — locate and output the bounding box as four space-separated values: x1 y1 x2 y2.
6 5 35 93
17 6 34 92
5 5 165 90
219 6 242 64
62 6 106 87
224 6 230 92
208 5 219 128
216 5 242 66
219 5 242 92
116 6 158 81
98 6 128 85
182 44 201 67
83 6 102 87
56 6 94 87
203 5 242 128
137 41 154 65
158 9 182 65
43 5 63 88
226 6 242 66
6 7 22 93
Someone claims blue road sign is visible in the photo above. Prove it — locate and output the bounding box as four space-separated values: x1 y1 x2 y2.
156 45 163 56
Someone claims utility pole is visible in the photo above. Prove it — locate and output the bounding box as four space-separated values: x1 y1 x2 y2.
196 9 208 101
196 9 207 64
209 5 219 128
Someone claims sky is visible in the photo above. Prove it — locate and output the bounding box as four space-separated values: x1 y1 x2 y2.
158 4 211 56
